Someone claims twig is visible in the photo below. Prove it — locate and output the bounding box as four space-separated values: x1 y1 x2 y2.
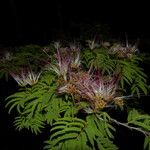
110 118 150 136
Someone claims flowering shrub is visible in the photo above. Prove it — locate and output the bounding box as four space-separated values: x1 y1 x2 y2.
0 40 150 150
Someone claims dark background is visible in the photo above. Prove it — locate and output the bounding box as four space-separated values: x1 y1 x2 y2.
0 1 150 45
0 1 150 150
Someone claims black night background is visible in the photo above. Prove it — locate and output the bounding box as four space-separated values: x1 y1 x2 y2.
0 1 150 150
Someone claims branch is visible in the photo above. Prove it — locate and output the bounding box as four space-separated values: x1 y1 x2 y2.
110 118 150 136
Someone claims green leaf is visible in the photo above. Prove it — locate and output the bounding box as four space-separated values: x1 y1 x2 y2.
144 136 150 150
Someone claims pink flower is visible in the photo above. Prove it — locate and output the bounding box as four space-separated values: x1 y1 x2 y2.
10 71 28 87
57 71 91 95
51 48 71 81
109 43 138 58
10 68 42 86
57 70 121 110
93 74 118 98
86 39 100 50
70 49 81 70
49 47 81 81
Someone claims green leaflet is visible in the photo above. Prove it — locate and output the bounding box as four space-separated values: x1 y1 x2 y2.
128 109 150 123
45 117 87 149
50 127 82 140
128 109 150 132
85 116 96 148
85 114 117 149
14 113 45 134
144 136 150 150
88 50 115 74
97 137 118 150
131 78 149 96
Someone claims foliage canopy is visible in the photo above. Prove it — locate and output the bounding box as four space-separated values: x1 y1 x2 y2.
0 39 150 150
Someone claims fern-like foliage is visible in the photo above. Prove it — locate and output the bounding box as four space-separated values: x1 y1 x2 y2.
44 117 87 150
82 48 115 74
144 136 150 150
115 56 149 96
127 109 150 133
128 109 150 150
5 71 59 134
14 113 45 134
3 39 150 150
5 72 54 113
44 115 118 150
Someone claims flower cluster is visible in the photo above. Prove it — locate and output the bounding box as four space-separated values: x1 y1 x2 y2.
57 69 122 110
49 44 81 81
10 68 41 86
109 43 138 58
45 41 144 111
86 39 100 50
